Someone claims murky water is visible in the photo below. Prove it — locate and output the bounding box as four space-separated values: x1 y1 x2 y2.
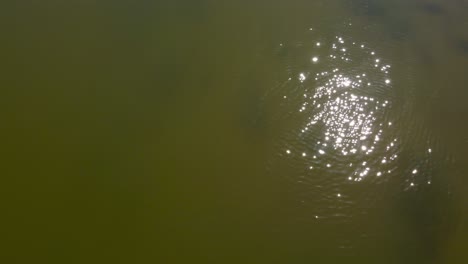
1 0 467 263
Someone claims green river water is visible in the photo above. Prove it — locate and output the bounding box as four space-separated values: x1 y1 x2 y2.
1 1 468 263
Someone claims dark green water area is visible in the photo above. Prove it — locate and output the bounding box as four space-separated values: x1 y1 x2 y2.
1 1 468 263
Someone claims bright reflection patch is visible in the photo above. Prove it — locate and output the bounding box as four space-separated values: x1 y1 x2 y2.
302 70 389 158
276 28 438 199
281 33 407 183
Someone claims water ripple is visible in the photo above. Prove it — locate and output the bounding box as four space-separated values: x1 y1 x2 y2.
267 26 443 225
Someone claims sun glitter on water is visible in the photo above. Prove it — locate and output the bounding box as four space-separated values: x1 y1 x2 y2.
283 33 406 183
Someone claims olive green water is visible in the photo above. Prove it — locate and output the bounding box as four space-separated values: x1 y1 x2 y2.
1 0 468 263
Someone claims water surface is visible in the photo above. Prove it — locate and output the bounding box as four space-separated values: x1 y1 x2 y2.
1 0 468 263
